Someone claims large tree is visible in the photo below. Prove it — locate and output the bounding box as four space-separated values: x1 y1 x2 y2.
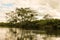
6 8 38 24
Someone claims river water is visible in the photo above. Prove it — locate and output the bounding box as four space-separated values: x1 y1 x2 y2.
0 28 60 40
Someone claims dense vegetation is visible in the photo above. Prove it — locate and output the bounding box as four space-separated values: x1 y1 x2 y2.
0 19 60 36
0 8 60 36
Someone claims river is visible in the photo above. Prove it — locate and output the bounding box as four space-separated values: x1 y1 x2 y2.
0 28 60 40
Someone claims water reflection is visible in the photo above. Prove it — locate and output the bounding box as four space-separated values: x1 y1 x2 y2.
0 28 60 40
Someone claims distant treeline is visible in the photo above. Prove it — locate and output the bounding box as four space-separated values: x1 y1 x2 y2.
0 19 60 30
0 19 60 36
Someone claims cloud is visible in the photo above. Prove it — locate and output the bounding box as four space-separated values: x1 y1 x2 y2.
0 0 60 22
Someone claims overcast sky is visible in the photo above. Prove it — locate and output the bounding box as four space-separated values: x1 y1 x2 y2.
0 0 60 22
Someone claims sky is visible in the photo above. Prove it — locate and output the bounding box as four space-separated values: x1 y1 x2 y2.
0 0 60 22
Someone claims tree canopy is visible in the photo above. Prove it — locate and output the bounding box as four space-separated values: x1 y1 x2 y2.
5 7 60 36
6 8 38 24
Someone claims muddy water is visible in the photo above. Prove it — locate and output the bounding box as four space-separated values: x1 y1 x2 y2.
0 28 60 40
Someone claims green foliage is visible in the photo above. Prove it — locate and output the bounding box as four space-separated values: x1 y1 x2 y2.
36 19 60 35
5 7 60 36
6 8 37 24
0 19 60 36
19 21 39 30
